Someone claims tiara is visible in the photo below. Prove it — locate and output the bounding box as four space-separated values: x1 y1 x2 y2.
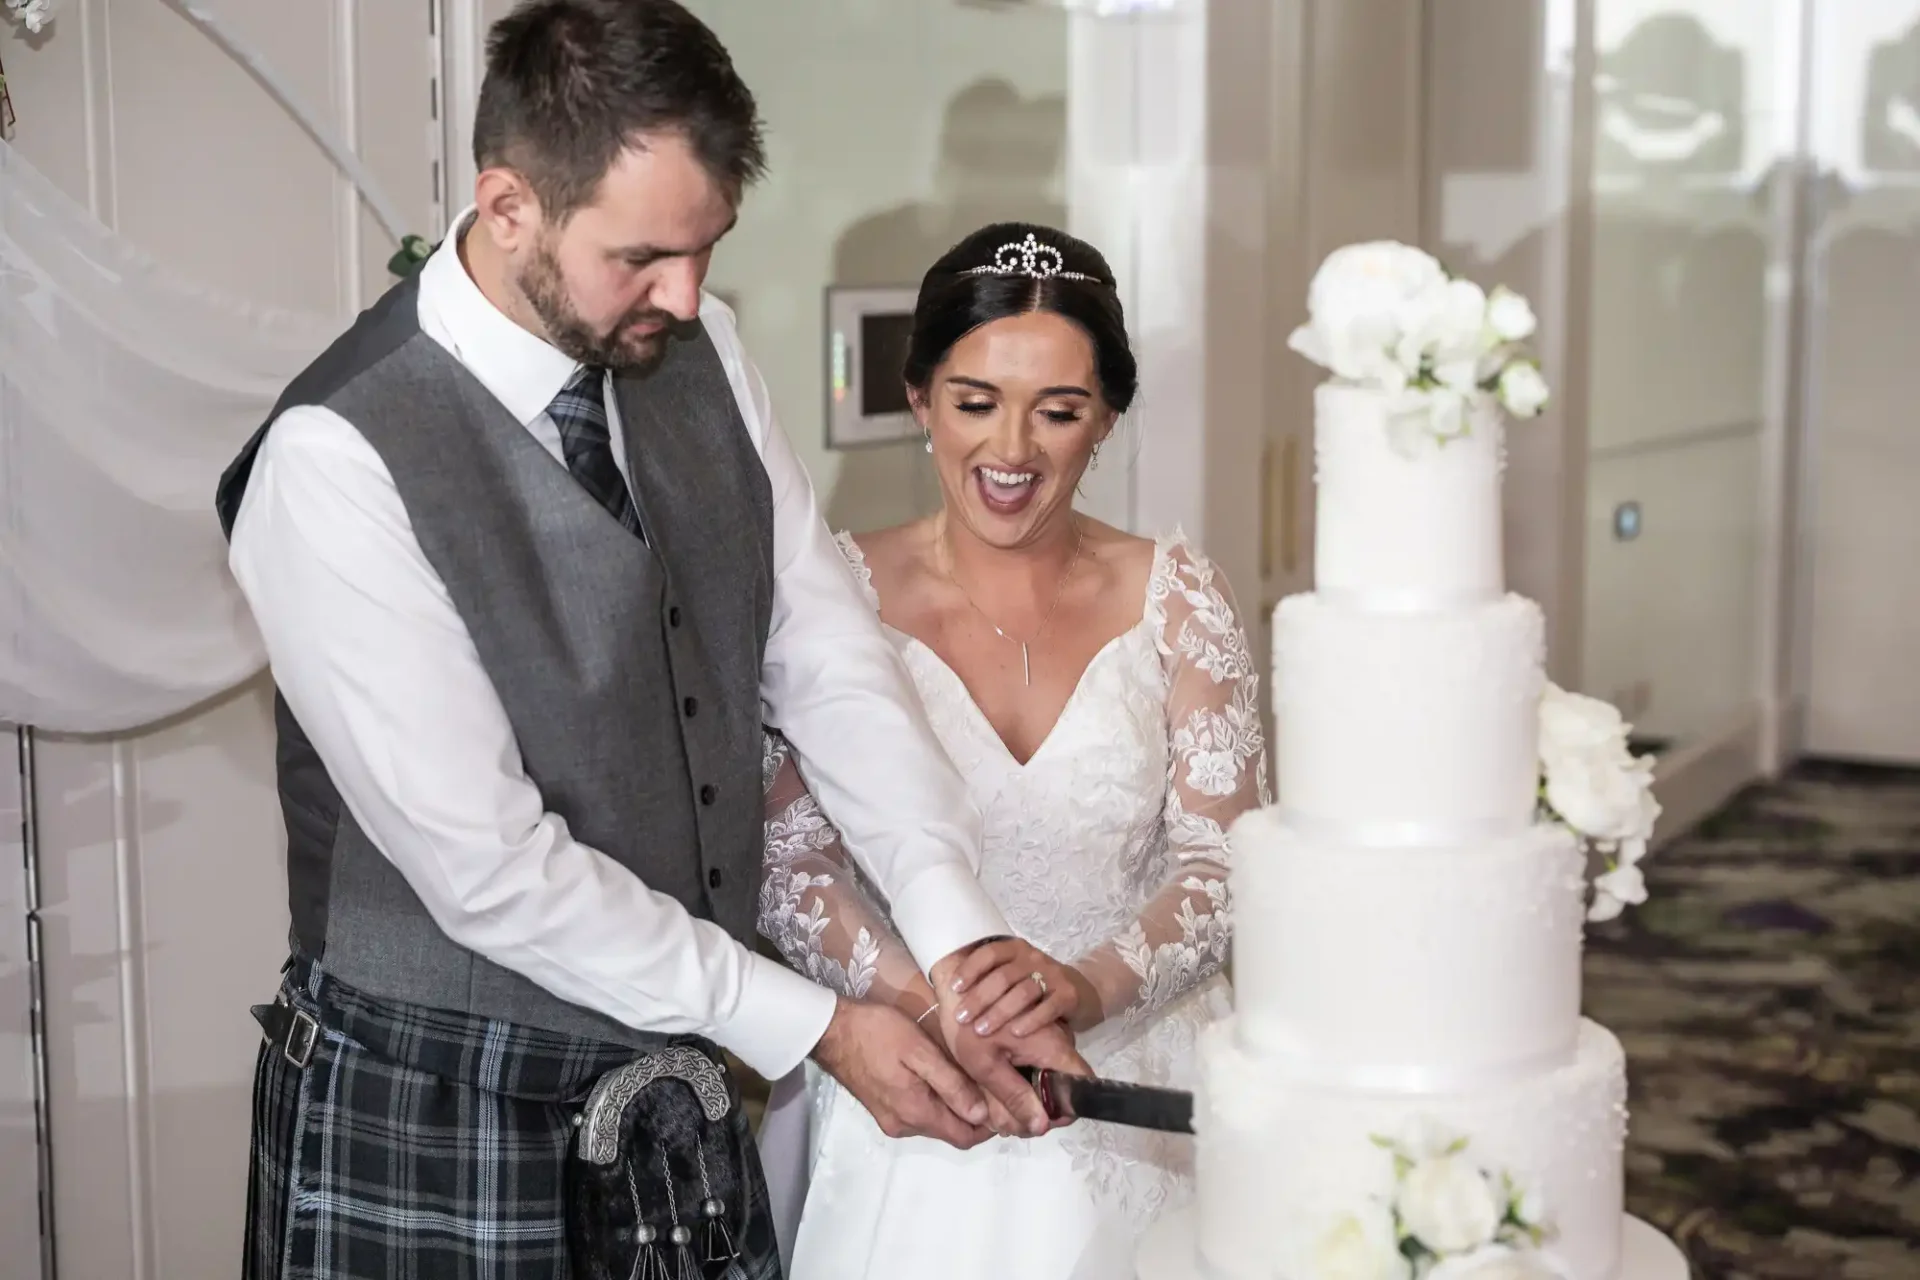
961 233 1103 284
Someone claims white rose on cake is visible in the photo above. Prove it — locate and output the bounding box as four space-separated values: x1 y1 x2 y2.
1290 242 1448 386
1495 362 1550 418
1538 686 1659 843
1487 286 1538 342
1537 683 1661 921
1393 277 1490 385
1395 1148 1502 1255
1540 740 1656 843
1589 861 1648 922
1312 1208 1412 1280
1538 681 1629 753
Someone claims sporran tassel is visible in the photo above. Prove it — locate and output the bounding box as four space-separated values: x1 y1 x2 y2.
670 1225 698 1280
626 1165 667 1280
695 1146 740 1269
634 1226 667 1280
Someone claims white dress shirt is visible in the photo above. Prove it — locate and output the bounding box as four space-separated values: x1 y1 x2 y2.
228 213 1008 1080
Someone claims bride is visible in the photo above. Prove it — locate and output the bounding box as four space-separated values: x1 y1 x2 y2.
755 222 1268 1279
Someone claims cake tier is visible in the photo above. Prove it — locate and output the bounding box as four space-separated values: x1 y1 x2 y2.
1194 1018 1628 1280
1313 383 1506 606
1229 811 1587 1083
1273 593 1545 836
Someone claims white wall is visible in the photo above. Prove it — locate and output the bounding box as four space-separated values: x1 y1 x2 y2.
1 1 437 1274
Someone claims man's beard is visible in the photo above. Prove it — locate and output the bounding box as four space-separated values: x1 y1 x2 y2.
518 239 674 375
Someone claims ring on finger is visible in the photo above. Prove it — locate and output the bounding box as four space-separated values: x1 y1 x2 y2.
1030 970 1048 997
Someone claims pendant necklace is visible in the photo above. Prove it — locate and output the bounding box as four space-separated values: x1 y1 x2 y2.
939 515 1086 687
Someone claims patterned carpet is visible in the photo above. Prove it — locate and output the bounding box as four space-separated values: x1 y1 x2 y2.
1584 761 1920 1279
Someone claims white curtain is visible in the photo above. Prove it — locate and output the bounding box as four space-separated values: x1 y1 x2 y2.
0 136 337 732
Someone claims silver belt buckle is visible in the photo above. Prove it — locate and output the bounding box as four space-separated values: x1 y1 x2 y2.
271 990 320 1069
576 1046 730 1167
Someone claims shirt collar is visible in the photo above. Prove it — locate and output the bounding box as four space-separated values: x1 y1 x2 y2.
418 206 583 427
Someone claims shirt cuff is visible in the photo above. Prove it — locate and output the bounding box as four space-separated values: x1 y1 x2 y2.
710 953 838 1081
887 861 1013 977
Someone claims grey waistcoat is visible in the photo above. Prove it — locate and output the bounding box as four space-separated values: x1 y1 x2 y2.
216 273 772 1047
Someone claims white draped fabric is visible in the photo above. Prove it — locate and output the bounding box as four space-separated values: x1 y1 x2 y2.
0 136 337 731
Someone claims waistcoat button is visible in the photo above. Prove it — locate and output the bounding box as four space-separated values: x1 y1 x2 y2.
668 606 682 628
699 784 717 806
683 696 699 718
707 868 723 890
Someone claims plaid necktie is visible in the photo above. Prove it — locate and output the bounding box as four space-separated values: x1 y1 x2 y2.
547 366 646 542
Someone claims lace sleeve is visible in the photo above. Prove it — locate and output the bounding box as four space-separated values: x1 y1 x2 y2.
1071 541 1271 1026
757 730 937 1017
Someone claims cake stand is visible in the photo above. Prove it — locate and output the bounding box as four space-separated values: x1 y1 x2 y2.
1136 1208 1691 1279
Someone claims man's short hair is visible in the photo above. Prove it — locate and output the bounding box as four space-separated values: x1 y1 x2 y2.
472 0 765 221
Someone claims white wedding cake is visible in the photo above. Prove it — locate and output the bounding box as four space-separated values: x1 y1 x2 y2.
1139 245 1685 1280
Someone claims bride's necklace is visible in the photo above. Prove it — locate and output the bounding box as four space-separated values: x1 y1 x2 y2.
938 516 1086 687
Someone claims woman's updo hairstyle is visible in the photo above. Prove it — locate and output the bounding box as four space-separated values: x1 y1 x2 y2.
902 222 1139 415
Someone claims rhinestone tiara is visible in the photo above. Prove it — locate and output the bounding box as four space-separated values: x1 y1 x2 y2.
960 233 1104 284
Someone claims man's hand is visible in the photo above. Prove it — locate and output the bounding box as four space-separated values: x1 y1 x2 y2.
810 997 992 1149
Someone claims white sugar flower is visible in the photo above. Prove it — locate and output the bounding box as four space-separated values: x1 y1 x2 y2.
1496 362 1550 418
1396 1149 1502 1254
1432 278 1492 360
1539 683 1661 919
1391 277 1489 380
1312 1208 1412 1280
1539 683 1629 757
5 0 57 31
1487 286 1538 342
1292 242 1447 385
1589 862 1648 922
1427 387 1471 442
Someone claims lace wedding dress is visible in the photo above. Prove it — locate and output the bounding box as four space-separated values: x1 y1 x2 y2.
755 531 1269 1280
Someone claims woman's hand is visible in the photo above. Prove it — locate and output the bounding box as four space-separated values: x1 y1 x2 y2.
946 938 1103 1038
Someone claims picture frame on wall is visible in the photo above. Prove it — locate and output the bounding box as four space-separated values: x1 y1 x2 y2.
824 285 920 450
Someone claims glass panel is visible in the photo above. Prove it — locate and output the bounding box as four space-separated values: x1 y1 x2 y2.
1580 0 1798 750
680 1 1070 535
1800 1 1920 760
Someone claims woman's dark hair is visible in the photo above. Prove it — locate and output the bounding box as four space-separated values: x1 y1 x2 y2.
472 0 765 222
904 222 1139 414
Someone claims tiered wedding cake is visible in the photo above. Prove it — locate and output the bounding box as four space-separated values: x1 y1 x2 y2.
1140 244 1685 1280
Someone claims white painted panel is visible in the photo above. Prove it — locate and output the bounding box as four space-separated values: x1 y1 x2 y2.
0 0 436 1273
1585 431 1765 741
0 729 44 1280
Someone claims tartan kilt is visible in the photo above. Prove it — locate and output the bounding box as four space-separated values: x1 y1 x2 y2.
243 956 781 1280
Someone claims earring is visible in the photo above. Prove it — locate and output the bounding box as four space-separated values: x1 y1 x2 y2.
923 429 933 455
1090 442 1102 470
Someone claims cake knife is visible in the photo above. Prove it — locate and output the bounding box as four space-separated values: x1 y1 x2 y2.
1018 1066 1195 1134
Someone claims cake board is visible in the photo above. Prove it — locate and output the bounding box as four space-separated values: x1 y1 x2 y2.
1135 1207 1690 1280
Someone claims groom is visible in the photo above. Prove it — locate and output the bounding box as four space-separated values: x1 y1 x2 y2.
215 1 1081 1276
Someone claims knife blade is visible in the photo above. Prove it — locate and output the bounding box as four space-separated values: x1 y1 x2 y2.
1019 1066 1195 1134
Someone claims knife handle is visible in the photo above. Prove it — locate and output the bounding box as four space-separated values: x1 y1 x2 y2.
1018 1066 1065 1122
